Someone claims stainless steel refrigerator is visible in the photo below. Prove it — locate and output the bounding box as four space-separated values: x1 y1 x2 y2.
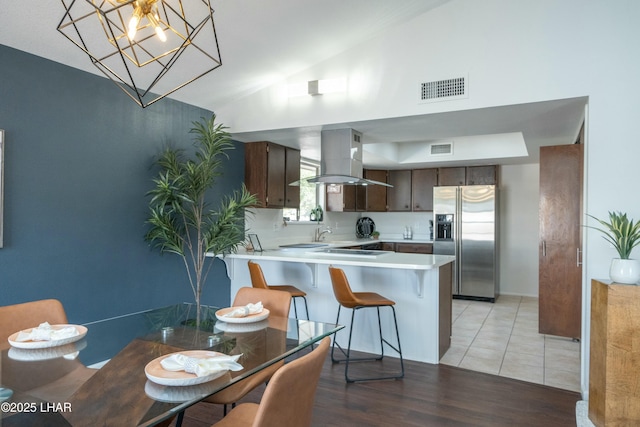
433 185 498 302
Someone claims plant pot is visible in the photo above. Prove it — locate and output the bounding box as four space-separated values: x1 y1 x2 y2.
609 258 640 284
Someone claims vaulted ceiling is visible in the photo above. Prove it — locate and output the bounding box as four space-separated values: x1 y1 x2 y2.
0 0 586 167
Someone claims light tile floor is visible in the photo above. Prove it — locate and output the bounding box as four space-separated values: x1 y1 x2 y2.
440 295 581 392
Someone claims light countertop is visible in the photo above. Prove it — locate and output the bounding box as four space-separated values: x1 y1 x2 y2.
219 248 453 270
283 237 434 246
377 238 434 244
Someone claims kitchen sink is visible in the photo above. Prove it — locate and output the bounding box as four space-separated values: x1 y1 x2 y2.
308 248 393 258
279 243 329 250
325 240 359 245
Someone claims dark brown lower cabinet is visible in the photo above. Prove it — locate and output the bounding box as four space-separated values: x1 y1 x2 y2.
395 243 433 254
380 242 432 254
381 242 395 251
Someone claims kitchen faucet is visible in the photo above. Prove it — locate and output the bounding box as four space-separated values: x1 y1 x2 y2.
314 226 332 242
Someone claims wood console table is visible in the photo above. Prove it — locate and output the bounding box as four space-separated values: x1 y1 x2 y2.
589 279 640 426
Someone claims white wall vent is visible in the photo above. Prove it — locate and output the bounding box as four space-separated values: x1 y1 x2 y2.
430 142 453 156
419 75 468 103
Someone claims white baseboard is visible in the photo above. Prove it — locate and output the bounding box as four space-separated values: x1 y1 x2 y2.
576 401 595 427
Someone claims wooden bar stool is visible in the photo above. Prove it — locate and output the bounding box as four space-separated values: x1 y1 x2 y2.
328 266 404 383
248 260 309 320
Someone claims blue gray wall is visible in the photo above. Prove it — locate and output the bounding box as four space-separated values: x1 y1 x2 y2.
0 45 243 322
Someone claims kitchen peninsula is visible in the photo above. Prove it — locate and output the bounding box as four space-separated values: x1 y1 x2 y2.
217 244 455 364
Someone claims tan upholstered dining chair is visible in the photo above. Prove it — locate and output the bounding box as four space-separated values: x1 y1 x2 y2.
201 287 292 416
0 299 97 401
211 336 330 427
0 299 68 343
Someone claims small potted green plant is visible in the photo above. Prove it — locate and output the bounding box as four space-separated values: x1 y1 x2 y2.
310 206 323 222
588 211 640 284
371 231 380 240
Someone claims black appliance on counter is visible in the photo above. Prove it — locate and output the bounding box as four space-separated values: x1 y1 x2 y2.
355 217 375 238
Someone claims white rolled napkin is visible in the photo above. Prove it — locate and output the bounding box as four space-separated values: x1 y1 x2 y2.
15 322 78 342
161 353 243 377
222 302 263 318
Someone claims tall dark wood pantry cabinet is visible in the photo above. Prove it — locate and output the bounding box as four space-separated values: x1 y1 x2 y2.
538 143 583 339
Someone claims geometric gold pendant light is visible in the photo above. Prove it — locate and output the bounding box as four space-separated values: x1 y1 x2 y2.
57 0 221 108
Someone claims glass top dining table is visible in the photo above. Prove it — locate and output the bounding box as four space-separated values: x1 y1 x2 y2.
0 303 342 426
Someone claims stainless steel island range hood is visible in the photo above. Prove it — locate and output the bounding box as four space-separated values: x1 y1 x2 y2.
290 128 392 187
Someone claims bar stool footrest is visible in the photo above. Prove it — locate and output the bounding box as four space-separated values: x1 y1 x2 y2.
331 304 404 382
331 340 384 364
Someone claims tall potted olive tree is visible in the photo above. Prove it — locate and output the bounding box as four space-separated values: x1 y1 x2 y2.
145 115 257 325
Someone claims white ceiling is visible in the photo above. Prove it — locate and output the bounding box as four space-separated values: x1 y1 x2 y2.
231 97 587 168
0 0 586 168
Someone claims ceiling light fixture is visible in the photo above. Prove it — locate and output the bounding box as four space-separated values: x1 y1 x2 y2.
57 0 222 108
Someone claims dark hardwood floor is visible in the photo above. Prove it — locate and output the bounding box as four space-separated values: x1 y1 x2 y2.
172 350 581 427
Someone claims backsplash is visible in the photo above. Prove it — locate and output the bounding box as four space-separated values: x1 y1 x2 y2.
245 208 434 249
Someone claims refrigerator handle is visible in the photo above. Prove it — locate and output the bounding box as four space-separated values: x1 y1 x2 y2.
542 240 546 257
455 187 459 244
456 186 462 269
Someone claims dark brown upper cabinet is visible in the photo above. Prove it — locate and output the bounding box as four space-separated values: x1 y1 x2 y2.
364 169 387 212
437 167 466 186
438 165 498 186
466 165 498 185
326 165 497 212
387 170 412 211
285 148 301 207
326 184 366 212
411 168 438 211
245 141 300 208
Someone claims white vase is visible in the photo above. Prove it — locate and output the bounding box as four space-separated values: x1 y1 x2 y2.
609 258 640 284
